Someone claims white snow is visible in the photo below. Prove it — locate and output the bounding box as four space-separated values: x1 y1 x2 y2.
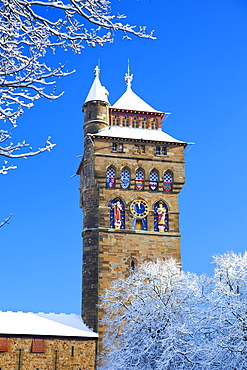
90 125 186 144
0 311 97 338
112 84 160 113
85 67 109 104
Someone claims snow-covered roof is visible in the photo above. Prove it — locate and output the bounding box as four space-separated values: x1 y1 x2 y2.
0 311 98 338
89 126 186 145
84 66 109 104
112 71 161 113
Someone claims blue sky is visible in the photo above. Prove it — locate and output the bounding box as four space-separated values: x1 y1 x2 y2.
1 0 247 314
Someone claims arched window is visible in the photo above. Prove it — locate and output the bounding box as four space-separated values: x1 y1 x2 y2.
164 171 173 193
122 115 129 127
149 169 159 191
106 166 116 188
135 168 145 190
151 118 158 129
154 201 169 232
110 198 125 229
141 117 148 129
112 115 119 126
120 167 130 189
132 116 139 128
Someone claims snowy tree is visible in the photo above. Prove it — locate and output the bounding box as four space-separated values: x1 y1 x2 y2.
99 253 247 370
210 251 247 369
98 259 214 370
0 0 154 172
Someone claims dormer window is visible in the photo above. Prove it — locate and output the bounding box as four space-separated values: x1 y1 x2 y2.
122 116 129 127
132 116 139 128
151 118 158 130
141 117 148 129
112 115 119 126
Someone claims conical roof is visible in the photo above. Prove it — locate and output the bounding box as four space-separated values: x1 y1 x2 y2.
84 66 109 104
112 71 160 113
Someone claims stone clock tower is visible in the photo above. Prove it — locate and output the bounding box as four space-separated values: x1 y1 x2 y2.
78 66 188 338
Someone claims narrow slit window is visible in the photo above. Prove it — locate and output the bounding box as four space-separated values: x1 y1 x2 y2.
131 260 135 271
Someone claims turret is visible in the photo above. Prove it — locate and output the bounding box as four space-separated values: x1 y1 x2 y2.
83 66 110 136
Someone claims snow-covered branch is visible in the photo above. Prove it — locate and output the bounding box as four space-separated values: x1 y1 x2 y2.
0 0 154 125
0 127 55 173
0 0 154 172
0 213 12 227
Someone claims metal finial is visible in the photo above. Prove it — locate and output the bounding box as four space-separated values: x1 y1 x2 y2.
94 65 100 77
125 59 133 88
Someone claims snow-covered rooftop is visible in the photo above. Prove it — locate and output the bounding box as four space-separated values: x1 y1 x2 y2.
84 66 109 104
89 126 186 145
0 311 98 338
112 71 160 113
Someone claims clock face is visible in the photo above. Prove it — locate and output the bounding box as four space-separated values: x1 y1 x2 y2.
130 200 149 219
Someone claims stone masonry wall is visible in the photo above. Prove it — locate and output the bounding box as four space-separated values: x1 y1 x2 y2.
0 336 96 370
80 133 186 348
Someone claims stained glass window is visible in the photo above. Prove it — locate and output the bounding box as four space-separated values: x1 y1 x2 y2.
120 167 130 189
110 198 125 229
154 201 169 232
106 166 116 188
164 171 173 193
149 170 159 191
135 168 145 190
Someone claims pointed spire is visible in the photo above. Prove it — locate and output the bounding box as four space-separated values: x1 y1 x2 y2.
84 65 109 104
